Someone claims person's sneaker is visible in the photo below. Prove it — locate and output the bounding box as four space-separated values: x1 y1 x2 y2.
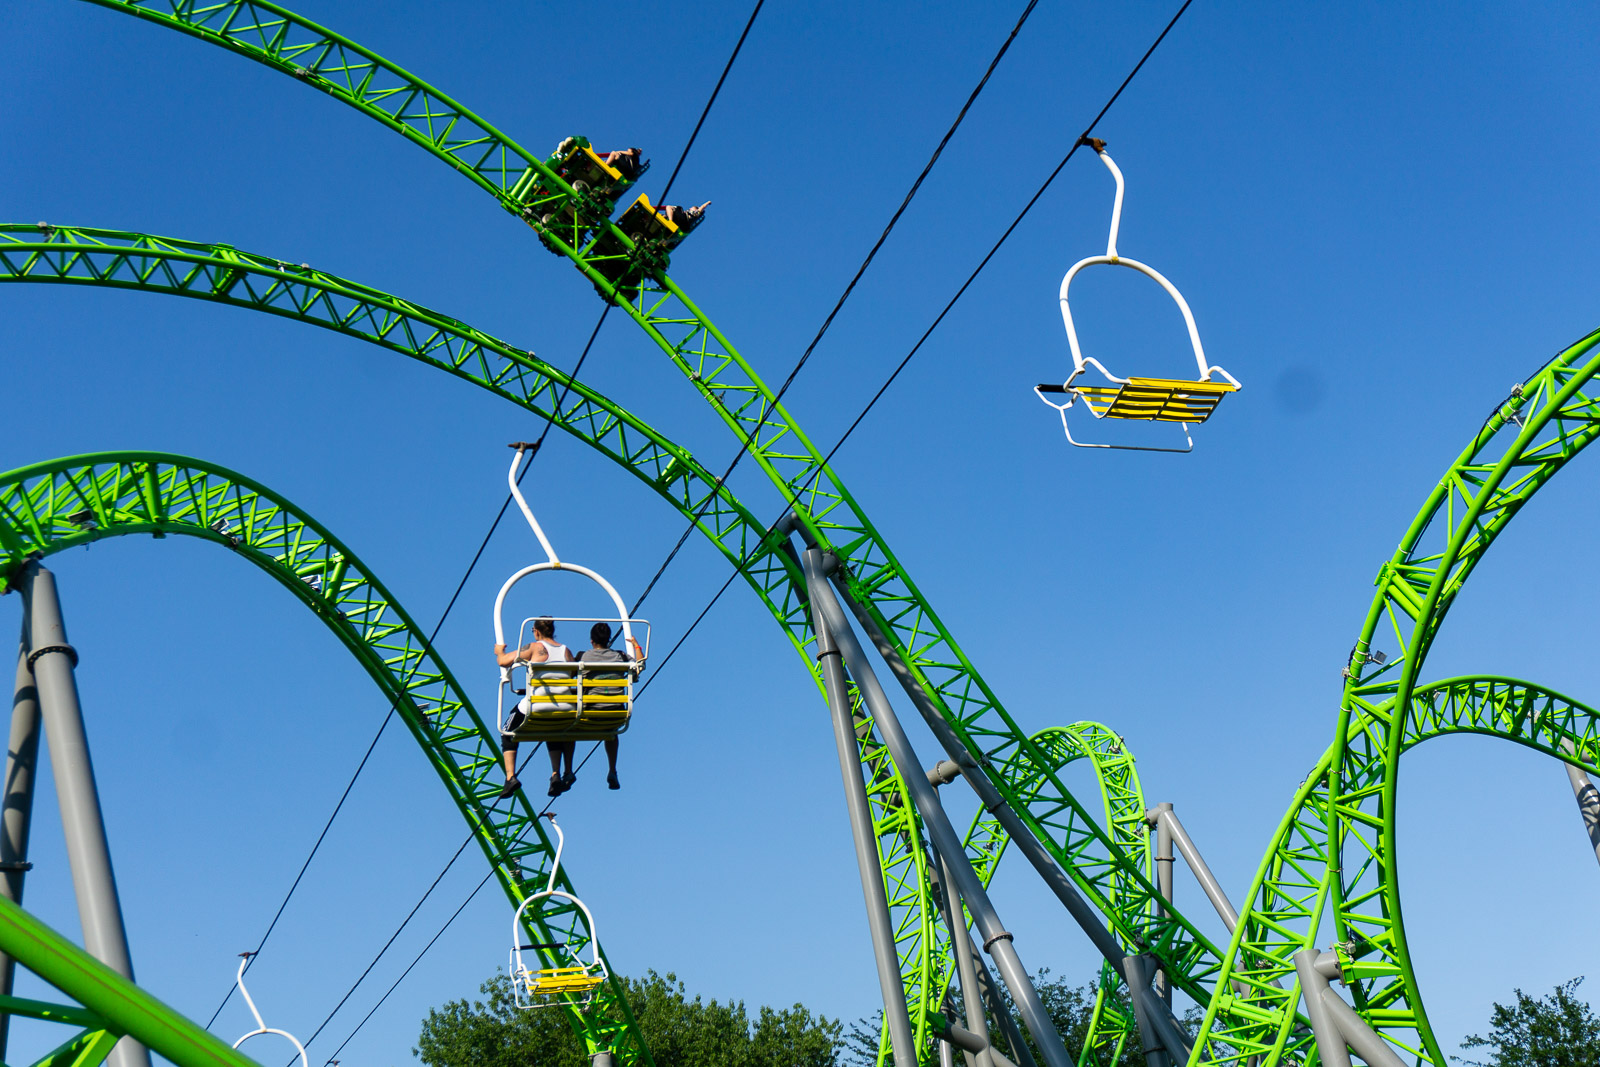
547 773 562 798
607 771 620 791
561 771 577 790
498 777 521 799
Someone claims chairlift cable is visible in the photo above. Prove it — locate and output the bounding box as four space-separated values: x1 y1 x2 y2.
206 293 611 1032
627 0 1043 616
285 10 767 1048
657 0 765 204
634 0 1196 684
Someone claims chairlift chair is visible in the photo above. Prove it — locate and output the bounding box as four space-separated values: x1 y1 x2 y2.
495 443 650 744
510 814 609 1010
1035 138 1241 452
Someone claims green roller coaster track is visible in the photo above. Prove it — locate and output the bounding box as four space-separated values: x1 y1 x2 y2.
3 2 1595 1065
49 11 1236 1043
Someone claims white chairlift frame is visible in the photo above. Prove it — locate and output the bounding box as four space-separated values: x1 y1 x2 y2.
493 445 645 736
1037 142 1241 452
510 814 609 1010
231 953 309 1067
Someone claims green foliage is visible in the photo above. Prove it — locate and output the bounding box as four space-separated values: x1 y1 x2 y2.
1457 978 1600 1067
414 970 843 1067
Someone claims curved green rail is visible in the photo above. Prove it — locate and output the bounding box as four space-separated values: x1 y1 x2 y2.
63 0 1238 1031
0 451 652 1062
0 232 938 1061
1196 327 1600 1066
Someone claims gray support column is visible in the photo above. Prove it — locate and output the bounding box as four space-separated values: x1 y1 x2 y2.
1150 803 1174 1006
22 563 151 1067
825 562 1197 1056
0 631 43 1059
970 934 1040 1067
1154 807 1239 930
940 1039 957 1067
930 853 991 1067
1292 949 1405 1067
1123 955 1172 1067
802 551 1075 1067
1563 761 1600 869
1291 951 1349 1067
590 1052 615 1067
804 564 916 1067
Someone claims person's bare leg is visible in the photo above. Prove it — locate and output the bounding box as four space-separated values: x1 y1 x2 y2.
498 743 522 798
605 738 620 789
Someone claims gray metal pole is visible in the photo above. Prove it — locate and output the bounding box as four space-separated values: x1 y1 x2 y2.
803 561 917 1067
802 551 1075 1067
824 561 1198 1054
931 853 992 1067
0 631 43 1060
1150 803 1174 1006
970 933 1040 1067
1562 762 1600 870
1291 950 1350 1067
1153 807 1239 930
22 563 151 1067
1123 955 1172 1067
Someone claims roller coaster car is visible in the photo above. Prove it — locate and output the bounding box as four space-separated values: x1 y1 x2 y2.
495 443 651 744
1037 140 1241 453
510 136 640 246
585 194 687 298
511 815 610 1011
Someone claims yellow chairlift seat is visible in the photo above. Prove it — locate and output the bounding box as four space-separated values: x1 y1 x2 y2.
517 965 606 998
512 666 637 742
1069 376 1238 423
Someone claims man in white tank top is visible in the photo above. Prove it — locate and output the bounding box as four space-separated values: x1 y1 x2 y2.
493 616 577 798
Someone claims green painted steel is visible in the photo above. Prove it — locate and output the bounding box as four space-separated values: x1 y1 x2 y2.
30 7 1600 1066
0 891 258 1067
61 0 1240 1039
0 451 656 1063
0 225 936 1061
1194 327 1600 1067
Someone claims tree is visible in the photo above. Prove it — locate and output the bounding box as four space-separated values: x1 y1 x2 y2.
1457 978 1600 1067
415 970 844 1067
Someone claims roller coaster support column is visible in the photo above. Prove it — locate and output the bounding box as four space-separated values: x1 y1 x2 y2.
821 557 1196 1063
1147 806 1239 931
928 770 994 1067
21 563 150 1067
1561 756 1600 869
801 550 1074 1067
1149 803 1174 1007
1292 950 1405 1067
802 552 916 1067
0 628 43 1059
969 931 1039 1067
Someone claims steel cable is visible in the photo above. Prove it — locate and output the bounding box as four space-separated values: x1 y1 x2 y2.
635 0 1197 689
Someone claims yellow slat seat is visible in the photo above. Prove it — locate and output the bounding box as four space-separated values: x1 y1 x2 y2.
519 966 606 996
1073 377 1238 423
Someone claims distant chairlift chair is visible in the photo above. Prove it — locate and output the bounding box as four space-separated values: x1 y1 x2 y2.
510 814 609 1010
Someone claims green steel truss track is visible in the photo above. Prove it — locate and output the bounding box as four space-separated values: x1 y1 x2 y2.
0 890 262 1067
0 451 656 1062
1194 327 1600 1067
0 231 943 1062
67 0 1240 1028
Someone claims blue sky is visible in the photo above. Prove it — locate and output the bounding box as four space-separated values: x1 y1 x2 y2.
4 1 1600 1064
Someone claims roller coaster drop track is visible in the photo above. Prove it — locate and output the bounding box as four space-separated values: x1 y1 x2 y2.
0 3 1595 1065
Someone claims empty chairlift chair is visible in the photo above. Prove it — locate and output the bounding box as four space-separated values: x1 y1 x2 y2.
510 814 609 1009
494 443 649 745
1035 138 1241 453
